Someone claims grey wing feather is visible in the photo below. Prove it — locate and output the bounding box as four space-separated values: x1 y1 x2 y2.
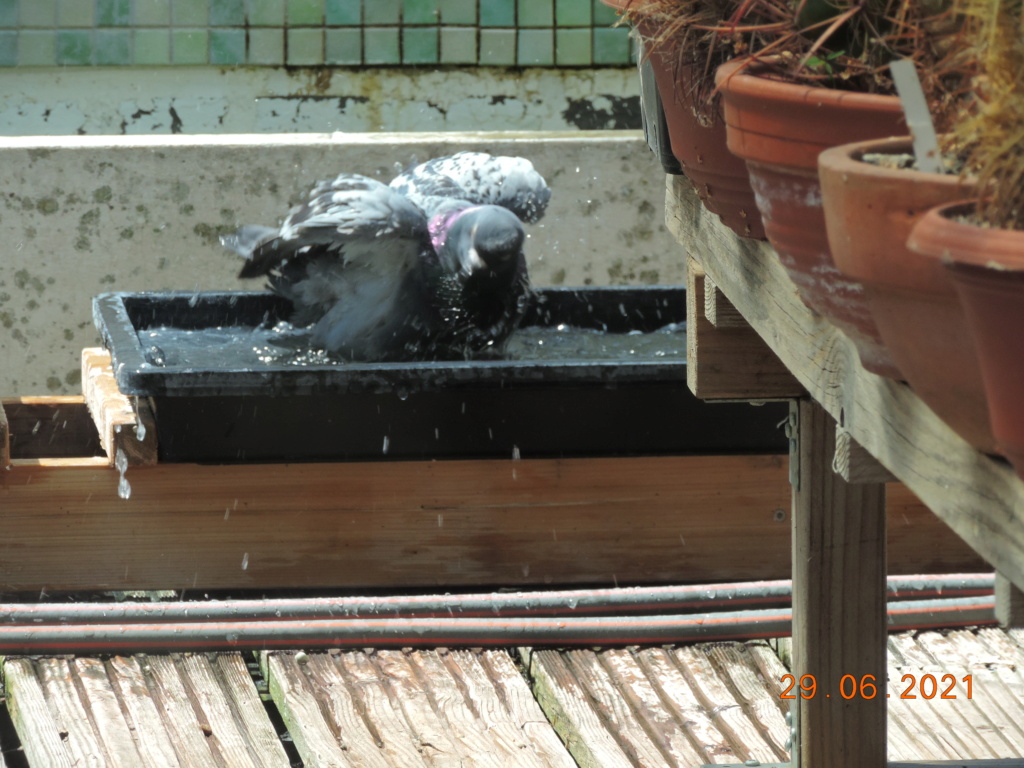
390 152 551 223
226 174 429 278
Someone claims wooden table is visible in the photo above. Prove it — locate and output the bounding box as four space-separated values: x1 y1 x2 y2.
667 175 1024 768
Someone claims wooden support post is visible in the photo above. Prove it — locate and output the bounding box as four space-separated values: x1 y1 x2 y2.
791 399 887 768
686 257 803 401
0 399 9 469
996 572 1024 627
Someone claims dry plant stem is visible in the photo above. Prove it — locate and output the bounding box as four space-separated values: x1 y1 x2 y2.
955 0 1024 229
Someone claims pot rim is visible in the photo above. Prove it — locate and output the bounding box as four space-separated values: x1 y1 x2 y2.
715 57 903 113
818 135 972 185
909 200 1024 272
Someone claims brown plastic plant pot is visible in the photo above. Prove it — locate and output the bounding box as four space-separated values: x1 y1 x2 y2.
715 57 906 378
818 137 996 452
908 201 1024 479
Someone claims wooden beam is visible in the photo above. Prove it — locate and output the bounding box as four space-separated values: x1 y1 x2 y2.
687 259 803 401
996 573 1024 628
791 399 887 768
703 274 747 329
666 175 1024 592
81 348 157 467
0 454 982 593
834 427 898 484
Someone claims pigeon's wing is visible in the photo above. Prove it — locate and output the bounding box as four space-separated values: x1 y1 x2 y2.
390 152 551 223
227 175 429 279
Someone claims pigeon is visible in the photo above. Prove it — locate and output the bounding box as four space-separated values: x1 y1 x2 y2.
222 152 551 361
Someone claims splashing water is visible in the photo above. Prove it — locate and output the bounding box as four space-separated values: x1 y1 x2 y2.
115 448 131 500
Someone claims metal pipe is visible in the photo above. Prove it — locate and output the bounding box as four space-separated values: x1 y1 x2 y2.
0 596 995 655
0 573 993 626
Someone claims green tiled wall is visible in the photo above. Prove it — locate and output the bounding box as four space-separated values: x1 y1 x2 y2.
0 0 634 67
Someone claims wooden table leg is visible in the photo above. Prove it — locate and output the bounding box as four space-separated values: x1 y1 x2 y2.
790 399 887 768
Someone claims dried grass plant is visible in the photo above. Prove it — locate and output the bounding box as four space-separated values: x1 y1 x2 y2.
619 0 970 130
953 0 1024 228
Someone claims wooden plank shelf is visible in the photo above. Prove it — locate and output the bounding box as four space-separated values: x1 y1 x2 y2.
666 175 1024 594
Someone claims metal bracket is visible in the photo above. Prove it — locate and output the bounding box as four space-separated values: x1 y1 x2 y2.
784 402 799 491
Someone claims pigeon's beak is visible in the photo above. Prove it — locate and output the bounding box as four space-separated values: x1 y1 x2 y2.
462 246 487 276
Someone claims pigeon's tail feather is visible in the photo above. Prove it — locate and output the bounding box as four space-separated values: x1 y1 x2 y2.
222 226 287 278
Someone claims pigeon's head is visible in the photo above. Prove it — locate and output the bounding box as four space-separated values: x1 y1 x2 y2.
438 205 525 279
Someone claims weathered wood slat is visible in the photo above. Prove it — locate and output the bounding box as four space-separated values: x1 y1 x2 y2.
212 655 293 768
914 631 1024 756
475 650 578 768
3 659 76 768
519 648 636 768
633 647 738 764
35 658 107 768
72 658 146 767
81 348 157 466
371 650 464 768
177 655 264 768
265 652 353 768
105 656 183 767
562 649 674 767
407 650 518 768
334 650 434 767
439 651 529 757
674 645 782 763
704 642 790 752
667 175 1024 592
301 654 394 768
142 655 225 766
0 453 984 592
686 260 803 400
890 634 995 759
597 648 708 766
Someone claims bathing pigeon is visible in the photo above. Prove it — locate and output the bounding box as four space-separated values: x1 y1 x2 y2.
222 152 550 361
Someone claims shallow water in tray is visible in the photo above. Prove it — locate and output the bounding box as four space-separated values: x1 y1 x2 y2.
136 322 686 369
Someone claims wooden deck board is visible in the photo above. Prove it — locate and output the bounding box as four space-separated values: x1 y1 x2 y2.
523 631 1024 767
264 649 577 768
2 654 289 768
7 630 1024 765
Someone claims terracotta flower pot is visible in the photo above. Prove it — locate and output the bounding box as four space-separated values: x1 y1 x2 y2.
818 137 996 452
600 0 764 238
715 58 906 377
908 201 1024 478
639 27 765 239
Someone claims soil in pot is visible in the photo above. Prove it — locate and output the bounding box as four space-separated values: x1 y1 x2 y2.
715 58 906 377
908 201 1024 478
819 137 996 451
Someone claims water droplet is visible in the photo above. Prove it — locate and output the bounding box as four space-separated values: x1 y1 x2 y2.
437 513 444 528
382 435 390 454
512 445 520 460
241 552 249 570
115 448 131 500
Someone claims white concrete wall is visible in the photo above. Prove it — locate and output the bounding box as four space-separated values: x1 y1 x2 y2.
0 131 680 395
0 68 642 135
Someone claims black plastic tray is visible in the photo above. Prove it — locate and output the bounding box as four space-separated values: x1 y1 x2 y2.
93 288 787 462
